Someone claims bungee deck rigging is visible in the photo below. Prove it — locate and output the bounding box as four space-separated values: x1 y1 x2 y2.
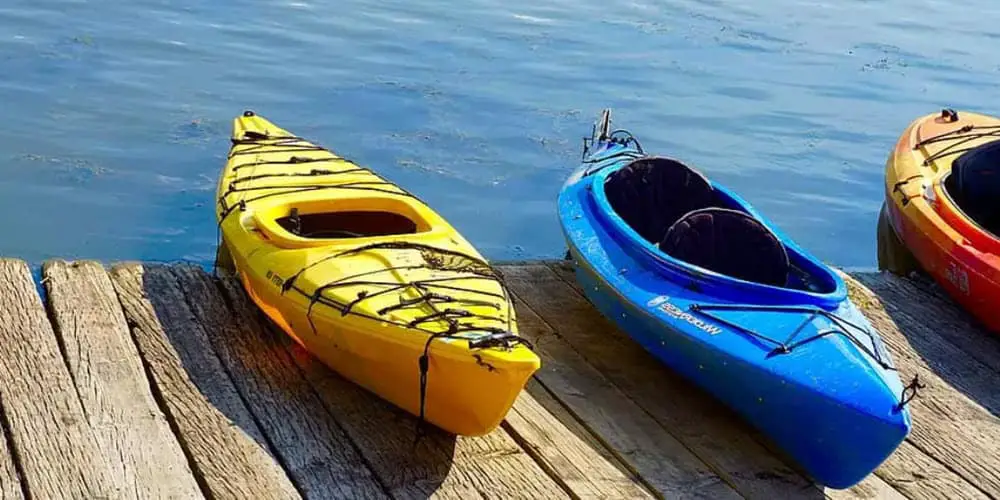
911 109 1000 165
685 301 922 410
883 108 1000 336
687 303 894 367
559 108 913 488
214 111 539 437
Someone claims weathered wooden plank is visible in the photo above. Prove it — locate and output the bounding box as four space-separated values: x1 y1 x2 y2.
543 261 905 499
108 263 301 499
217 256 650 499
502 380 655 499
277 331 572 500
42 260 203 499
0 410 25 500
840 272 998 498
0 259 116 499
853 272 1000 392
501 263 826 498
821 475 904 500
871 440 988 500
501 276 740 498
213 268 574 500
170 264 388 499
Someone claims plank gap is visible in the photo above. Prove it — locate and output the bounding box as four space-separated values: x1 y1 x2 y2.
107 262 302 499
175 271 311 500
841 273 1000 498
532 261 903 499
0 400 28 500
500 275 740 498
171 265 388 499
37 276 92 433
230 274 570 499
224 283 396 499
41 260 205 499
507 287 674 499
503 377 657 499
120 311 220 500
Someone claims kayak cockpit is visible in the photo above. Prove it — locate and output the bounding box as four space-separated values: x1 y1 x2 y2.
942 139 1000 238
276 209 420 239
249 195 439 249
595 156 840 299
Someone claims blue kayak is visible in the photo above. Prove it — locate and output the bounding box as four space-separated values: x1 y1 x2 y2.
556 109 913 489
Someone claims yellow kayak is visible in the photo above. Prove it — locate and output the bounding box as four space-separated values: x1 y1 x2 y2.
215 111 540 436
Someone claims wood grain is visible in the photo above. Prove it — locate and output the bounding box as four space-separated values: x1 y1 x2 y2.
171 264 388 499
0 419 23 500
0 257 992 499
547 261 979 499
42 260 203 499
503 263 829 498
213 267 574 500
502 380 655 499
500 268 741 499
853 272 1000 402
0 258 116 499
108 262 301 499
871 440 988 500
841 272 996 498
545 261 908 499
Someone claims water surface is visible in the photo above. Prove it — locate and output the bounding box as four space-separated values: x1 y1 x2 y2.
2 0 999 268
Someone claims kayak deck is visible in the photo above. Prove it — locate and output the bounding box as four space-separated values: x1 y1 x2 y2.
559 150 911 488
0 257 995 499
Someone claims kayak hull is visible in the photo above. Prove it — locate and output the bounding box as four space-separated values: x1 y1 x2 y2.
216 111 539 436
558 110 911 488
884 109 1000 334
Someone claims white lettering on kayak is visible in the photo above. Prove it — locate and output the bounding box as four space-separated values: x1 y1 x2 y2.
646 296 723 335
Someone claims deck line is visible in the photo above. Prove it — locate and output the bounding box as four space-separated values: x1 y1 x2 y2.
171 264 389 499
208 264 572 500
841 274 998 499
502 263 842 499
506 285 735 498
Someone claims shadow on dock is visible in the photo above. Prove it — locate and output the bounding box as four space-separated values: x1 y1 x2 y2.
874 202 1000 420
0 254 997 498
126 261 471 499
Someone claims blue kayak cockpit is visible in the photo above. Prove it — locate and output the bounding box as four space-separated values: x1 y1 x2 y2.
585 153 846 309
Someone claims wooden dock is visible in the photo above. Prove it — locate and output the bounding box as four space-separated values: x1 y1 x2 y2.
0 257 996 499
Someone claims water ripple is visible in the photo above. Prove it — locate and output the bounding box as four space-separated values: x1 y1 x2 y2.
1 0 1000 265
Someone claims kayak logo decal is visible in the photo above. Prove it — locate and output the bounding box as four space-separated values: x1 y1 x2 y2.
265 270 285 289
647 296 723 335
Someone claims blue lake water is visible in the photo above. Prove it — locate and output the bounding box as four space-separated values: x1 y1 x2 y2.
1 0 999 269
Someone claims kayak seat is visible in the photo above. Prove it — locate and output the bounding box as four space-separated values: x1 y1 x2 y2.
658 207 790 287
604 156 717 244
945 140 1000 237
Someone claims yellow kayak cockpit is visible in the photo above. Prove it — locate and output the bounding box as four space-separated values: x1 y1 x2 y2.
215 110 540 436
247 193 440 249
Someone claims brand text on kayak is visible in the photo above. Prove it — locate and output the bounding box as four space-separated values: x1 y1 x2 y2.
646 296 723 335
